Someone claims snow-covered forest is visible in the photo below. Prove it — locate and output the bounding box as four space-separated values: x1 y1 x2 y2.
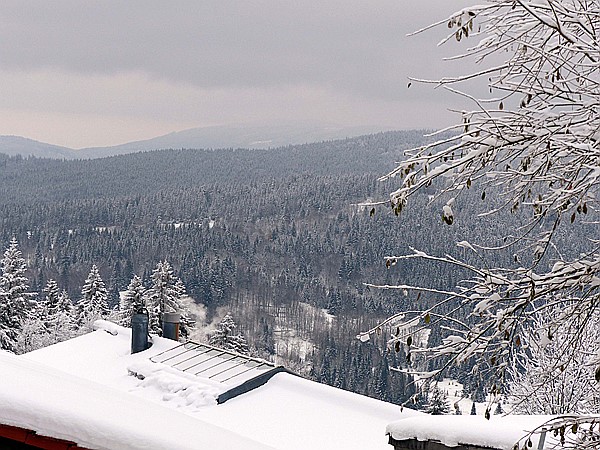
1 124 597 417
0 128 564 409
0 132 444 406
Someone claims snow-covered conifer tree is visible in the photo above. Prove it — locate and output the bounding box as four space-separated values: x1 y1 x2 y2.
1 238 36 308
42 280 75 344
41 279 61 320
146 261 180 335
118 275 146 327
0 288 18 352
173 278 195 339
494 401 503 416
145 261 195 339
0 238 37 352
209 313 249 355
77 265 109 332
426 387 451 415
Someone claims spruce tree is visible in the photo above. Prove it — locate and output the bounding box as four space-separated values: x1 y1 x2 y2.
146 261 179 334
119 275 146 327
494 401 503 415
42 279 61 319
426 386 451 415
146 261 195 338
41 279 75 343
208 313 249 355
0 288 18 352
0 238 37 352
77 265 109 331
50 290 75 343
374 354 391 402
173 278 195 340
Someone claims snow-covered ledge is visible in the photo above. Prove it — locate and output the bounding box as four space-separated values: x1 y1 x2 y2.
386 415 555 450
92 319 124 336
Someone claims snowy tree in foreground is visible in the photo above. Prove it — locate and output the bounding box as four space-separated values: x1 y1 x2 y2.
209 313 249 355
118 275 146 327
507 304 600 415
146 261 179 334
0 288 17 351
146 261 195 338
41 280 75 344
16 279 75 354
77 265 109 331
0 238 37 352
358 1 600 445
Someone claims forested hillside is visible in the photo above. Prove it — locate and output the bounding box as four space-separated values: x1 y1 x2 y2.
1 130 593 408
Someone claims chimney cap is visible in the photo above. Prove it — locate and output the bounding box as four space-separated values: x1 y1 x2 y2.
163 312 180 323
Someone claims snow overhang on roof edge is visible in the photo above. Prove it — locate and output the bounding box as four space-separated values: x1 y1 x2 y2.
0 423 90 450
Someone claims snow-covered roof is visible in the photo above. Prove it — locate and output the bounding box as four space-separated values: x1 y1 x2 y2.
9 320 417 450
386 414 555 450
0 350 272 450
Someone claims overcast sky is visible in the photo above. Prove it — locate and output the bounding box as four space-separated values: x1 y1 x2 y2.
0 1 476 148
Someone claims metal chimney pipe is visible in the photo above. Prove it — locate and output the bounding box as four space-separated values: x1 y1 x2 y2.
162 312 180 341
131 308 149 354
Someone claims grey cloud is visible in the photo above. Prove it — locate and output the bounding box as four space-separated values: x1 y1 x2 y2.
0 1 475 100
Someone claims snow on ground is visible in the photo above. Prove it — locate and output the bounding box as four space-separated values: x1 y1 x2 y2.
413 377 508 416
416 327 430 348
435 378 466 412
387 414 554 450
321 308 335 324
20 321 418 450
271 302 331 364
273 325 314 363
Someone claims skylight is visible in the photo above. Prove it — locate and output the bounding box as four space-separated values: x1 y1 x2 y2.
150 341 276 385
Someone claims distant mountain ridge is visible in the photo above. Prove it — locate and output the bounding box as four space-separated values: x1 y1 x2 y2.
0 135 74 159
0 124 394 160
